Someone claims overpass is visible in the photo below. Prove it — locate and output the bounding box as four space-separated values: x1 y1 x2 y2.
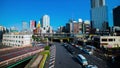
34 33 85 42
48 36 74 42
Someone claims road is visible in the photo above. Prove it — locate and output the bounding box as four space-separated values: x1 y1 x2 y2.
54 42 82 68
71 45 109 68
54 42 109 68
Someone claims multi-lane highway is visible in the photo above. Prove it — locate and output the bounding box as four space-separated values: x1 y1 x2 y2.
54 42 109 68
55 42 82 68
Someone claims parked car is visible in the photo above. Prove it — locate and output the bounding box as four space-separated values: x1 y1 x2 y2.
82 45 95 55
70 42 75 46
66 46 75 54
86 65 98 68
75 54 88 66
64 44 68 48
86 45 96 50
77 46 83 50
82 48 93 55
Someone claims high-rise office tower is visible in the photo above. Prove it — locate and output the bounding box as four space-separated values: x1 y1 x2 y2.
30 20 36 31
113 6 120 27
91 0 105 8
90 0 108 30
22 21 27 31
42 14 50 31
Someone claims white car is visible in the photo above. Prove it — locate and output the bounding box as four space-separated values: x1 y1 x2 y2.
76 54 88 66
86 65 98 68
78 46 83 50
82 49 93 55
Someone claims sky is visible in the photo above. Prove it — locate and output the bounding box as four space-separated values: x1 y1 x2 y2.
0 0 120 31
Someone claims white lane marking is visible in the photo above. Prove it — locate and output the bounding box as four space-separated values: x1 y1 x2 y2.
49 65 54 68
48 44 56 68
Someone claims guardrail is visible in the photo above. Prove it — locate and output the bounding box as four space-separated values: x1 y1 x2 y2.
0 48 44 67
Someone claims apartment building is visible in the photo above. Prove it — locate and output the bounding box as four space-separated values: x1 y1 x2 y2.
2 33 32 47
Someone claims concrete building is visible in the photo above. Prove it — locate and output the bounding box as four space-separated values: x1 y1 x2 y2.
84 20 91 34
112 26 120 36
30 20 36 31
65 19 80 34
42 15 50 31
64 19 91 35
78 19 83 34
113 6 120 27
57 26 66 33
73 22 80 34
0 26 4 43
2 33 32 47
0 26 9 43
22 21 28 32
10 26 18 32
65 22 72 33
0 26 4 31
90 0 108 31
41 14 53 33
93 36 120 48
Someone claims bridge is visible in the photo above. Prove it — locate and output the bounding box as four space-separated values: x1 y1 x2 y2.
34 33 86 42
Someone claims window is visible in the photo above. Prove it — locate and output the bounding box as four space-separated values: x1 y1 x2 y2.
114 39 115 41
22 36 23 38
108 39 113 41
22 41 23 44
102 39 107 41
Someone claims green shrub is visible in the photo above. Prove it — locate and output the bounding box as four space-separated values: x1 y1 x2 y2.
39 54 47 68
40 50 50 56
44 46 50 50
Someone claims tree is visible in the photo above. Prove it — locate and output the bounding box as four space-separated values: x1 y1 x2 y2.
32 35 36 41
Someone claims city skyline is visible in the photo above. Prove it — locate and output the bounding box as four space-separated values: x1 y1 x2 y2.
0 0 120 31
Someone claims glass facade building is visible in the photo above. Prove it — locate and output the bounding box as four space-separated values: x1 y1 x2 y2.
91 0 108 30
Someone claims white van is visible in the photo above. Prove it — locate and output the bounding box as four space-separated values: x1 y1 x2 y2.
76 54 88 66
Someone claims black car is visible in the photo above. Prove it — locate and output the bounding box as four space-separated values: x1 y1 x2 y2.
66 46 75 54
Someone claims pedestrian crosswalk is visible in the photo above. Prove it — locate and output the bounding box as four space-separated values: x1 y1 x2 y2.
49 45 56 68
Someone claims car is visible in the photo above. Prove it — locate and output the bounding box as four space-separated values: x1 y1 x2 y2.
75 44 79 48
86 65 98 68
77 46 83 50
70 43 74 46
75 54 88 66
82 48 93 55
66 46 75 54
64 44 68 48
82 45 95 55
86 45 96 50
